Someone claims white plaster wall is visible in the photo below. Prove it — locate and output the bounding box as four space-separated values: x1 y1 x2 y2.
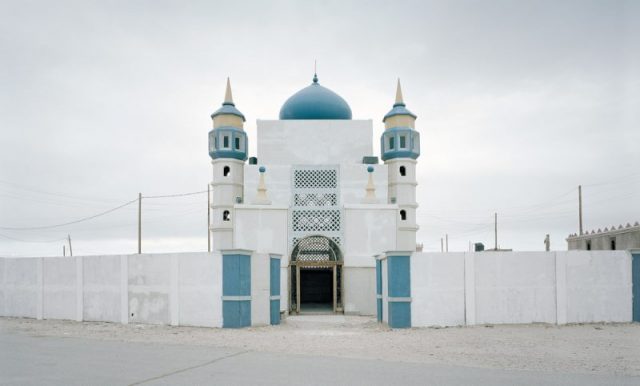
341 164 389 205
234 206 288 261
562 251 632 323
343 205 397 268
178 252 222 328
251 253 271 326
411 253 465 327
409 251 632 327
0 257 5 316
243 164 292 207
128 254 171 325
381 258 388 323
257 120 374 165
43 257 77 320
280 267 288 313
474 252 557 324
83 255 122 323
343 267 375 315
3 258 39 318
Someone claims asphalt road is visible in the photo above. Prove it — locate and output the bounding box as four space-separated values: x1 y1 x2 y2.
1 331 638 386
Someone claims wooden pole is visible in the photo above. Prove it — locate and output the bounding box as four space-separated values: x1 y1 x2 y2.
578 185 583 235
440 238 443 252
333 265 337 313
207 184 211 252
494 212 498 250
138 192 142 254
445 234 449 252
68 234 73 257
63 245 66 257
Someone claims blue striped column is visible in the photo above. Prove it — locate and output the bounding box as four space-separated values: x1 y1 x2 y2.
386 251 412 328
632 250 640 323
221 249 252 328
270 254 282 325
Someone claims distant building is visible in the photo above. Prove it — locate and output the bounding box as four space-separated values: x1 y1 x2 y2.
567 222 640 250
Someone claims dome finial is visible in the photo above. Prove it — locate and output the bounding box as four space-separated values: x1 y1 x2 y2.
223 77 234 106
313 60 318 83
394 78 404 106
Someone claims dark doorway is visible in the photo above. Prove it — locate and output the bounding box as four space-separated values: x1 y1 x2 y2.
300 268 333 312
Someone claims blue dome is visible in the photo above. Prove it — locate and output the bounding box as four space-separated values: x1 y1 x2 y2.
279 75 352 120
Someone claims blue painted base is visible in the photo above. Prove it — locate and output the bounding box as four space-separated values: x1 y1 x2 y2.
388 302 411 328
223 300 251 328
270 300 280 325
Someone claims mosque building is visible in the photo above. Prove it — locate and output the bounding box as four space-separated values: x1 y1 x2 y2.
208 74 421 315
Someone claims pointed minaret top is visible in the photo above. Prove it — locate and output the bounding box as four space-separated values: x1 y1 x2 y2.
394 78 405 107
223 77 234 106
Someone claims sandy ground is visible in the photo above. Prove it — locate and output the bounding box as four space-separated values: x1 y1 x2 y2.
2 315 639 376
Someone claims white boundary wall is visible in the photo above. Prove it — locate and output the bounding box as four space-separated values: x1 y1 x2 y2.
411 251 632 327
0 252 223 328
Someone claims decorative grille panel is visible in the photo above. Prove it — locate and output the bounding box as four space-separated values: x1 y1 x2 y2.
290 166 342 252
294 169 337 189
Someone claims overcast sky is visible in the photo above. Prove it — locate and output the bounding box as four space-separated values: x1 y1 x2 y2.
1 0 638 257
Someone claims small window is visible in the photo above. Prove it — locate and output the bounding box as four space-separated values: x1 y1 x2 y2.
399 135 406 149
214 136 218 149
610 238 616 250
235 137 240 150
399 166 406 176
223 135 229 148
400 210 407 221
223 166 230 177
586 241 591 250
389 137 395 150
223 210 231 221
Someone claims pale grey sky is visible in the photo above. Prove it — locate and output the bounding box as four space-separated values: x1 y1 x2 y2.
1 0 638 256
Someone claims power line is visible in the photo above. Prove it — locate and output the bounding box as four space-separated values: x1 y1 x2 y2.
0 232 67 243
0 197 139 231
143 190 208 199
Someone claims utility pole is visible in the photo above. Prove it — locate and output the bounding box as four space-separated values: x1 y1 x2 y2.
440 237 443 252
445 234 449 252
138 192 142 254
207 184 211 252
63 245 66 257
494 212 498 251
67 234 73 256
578 185 583 235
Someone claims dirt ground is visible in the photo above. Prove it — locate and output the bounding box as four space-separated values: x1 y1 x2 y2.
2 315 639 376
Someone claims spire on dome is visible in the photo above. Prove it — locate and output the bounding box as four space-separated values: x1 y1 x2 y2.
395 78 404 106
223 77 234 105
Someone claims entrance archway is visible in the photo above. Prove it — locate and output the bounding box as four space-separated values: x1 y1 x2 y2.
290 235 343 313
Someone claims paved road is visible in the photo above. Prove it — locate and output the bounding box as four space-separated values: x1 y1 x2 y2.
1 331 637 386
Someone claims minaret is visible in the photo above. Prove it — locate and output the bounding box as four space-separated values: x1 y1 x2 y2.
381 79 420 250
208 78 248 250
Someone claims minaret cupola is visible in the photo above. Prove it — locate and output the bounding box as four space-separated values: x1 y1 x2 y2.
380 79 420 161
208 78 248 161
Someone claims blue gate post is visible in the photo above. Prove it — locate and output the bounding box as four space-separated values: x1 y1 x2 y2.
632 250 640 322
270 254 282 325
375 256 383 322
386 251 412 328
221 249 253 328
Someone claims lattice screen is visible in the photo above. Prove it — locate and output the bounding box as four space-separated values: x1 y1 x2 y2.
290 166 342 252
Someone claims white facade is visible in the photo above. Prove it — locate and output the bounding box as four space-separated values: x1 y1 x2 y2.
208 78 419 315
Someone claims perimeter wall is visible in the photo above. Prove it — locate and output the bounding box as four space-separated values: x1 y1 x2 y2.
407 251 632 327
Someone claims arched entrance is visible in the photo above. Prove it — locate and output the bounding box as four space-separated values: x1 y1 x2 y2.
290 235 343 313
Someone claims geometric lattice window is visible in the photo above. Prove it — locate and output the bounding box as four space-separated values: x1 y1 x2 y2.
292 209 341 232
294 193 337 207
291 236 341 263
294 169 337 189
